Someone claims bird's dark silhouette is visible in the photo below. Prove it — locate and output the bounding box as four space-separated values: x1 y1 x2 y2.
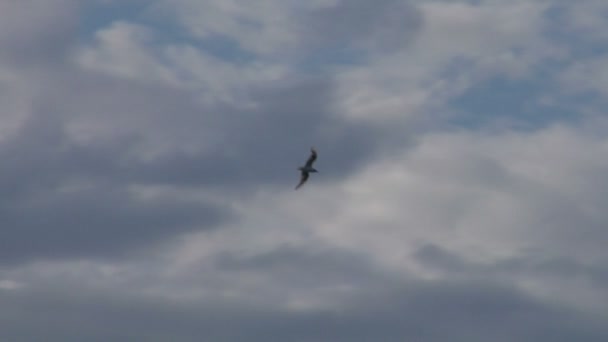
295 147 318 190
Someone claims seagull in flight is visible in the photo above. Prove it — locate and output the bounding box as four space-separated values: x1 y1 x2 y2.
295 147 318 190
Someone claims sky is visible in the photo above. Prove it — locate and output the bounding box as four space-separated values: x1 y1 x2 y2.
0 0 607 340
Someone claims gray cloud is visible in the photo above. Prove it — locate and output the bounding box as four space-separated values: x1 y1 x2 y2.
0 113 227 264
0 16 386 265
59 73 384 187
1 277 606 342
0 0 80 65
162 0 423 61
300 0 423 54
213 244 398 292
0 0 607 341
415 243 608 290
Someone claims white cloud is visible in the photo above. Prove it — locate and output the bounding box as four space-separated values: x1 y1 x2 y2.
76 20 290 107
334 0 563 124
156 0 299 56
76 21 179 85
183 118 607 313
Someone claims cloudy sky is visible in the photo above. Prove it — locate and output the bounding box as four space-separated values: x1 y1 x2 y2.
1 0 607 340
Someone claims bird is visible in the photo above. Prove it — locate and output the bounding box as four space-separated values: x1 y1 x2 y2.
295 147 318 190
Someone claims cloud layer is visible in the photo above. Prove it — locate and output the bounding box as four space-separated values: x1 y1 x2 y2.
0 0 607 341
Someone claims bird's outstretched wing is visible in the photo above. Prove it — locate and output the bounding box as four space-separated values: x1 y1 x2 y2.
304 147 317 168
295 171 309 190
